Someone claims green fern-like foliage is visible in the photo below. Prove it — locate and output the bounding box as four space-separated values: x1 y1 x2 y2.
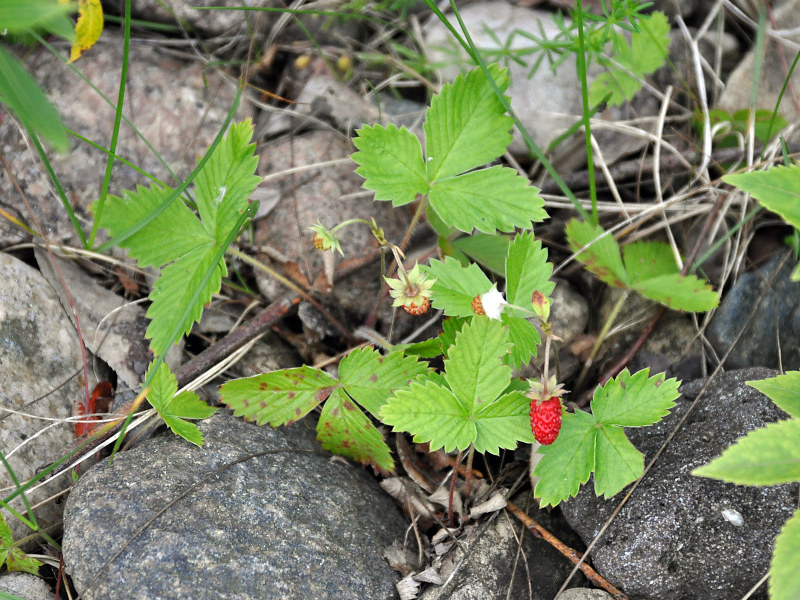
352 64 546 234
98 120 261 357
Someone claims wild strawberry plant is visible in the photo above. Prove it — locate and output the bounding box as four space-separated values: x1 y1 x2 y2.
534 368 680 507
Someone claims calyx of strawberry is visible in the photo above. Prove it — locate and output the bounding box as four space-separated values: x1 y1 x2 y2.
526 374 567 405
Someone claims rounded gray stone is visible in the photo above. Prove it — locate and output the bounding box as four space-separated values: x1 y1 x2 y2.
63 412 407 599
0 572 54 600
0 251 81 544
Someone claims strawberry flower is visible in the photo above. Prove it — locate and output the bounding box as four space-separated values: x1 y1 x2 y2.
385 263 435 316
308 222 343 255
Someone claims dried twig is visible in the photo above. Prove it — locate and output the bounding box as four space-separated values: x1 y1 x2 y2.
505 500 629 600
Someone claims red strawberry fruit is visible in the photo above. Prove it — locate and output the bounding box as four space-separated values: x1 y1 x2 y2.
526 375 567 445
529 396 562 445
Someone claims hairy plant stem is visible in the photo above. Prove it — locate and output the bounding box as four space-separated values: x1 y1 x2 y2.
574 289 629 395
448 448 462 527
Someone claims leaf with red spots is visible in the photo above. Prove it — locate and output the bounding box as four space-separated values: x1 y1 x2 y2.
338 347 429 418
317 388 394 474
220 366 338 427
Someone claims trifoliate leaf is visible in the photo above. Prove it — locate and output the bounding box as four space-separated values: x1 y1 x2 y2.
221 366 338 427
444 317 511 414
589 11 670 107
566 219 627 287
99 121 260 356
748 371 800 418
472 391 535 454
502 312 539 369
567 219 719 312
317 388 394 474
771 509 800 600
724 164 800 231
425 256 493 317
591 368 679 427
428 166 545 234
382 317 529 454
534 409 597 507
593 424 643 498
425 64 512 181
382 380 474 452
505 231 555 308
338 347 428 418
353 123 428 206
692 418 800 485
451 233 510 276
145 363 217 447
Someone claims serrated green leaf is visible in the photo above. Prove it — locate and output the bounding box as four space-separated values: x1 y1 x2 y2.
692 418 800 485
352 123 428 206
505 231 555 308
593 424 643 498
381 380 474 452
425 257 493 317
100 121 259 356
101 184 209 267
425 64 512 181
623 241 678 283
631 273 719 312
0 46 69 152
771 509 800 600
534 409 597 507
724 164 800 231
452 233 510 276
338 347 428 418
317 388 394 474
473 391 535 454
444 317 511 414
566 219 627 288
748 372 800 418
502 313 539 369
145 363 217 447
589 12 670 107
221 366 338 427
5 547 42 575
429 166 545 234
592 368 679 427
195 120 261 239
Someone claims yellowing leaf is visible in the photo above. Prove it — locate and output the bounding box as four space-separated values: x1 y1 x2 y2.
69 0 103 63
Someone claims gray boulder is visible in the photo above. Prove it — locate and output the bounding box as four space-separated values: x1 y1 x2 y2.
63 412 407 599
708 254 800 370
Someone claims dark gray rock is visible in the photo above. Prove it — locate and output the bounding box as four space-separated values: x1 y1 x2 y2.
0 251 81 544
561 367 797 600
707 254 800 370
419 492 588 600
62 412 407 599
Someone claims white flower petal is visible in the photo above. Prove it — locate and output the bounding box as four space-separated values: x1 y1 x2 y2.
480 286 508 320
